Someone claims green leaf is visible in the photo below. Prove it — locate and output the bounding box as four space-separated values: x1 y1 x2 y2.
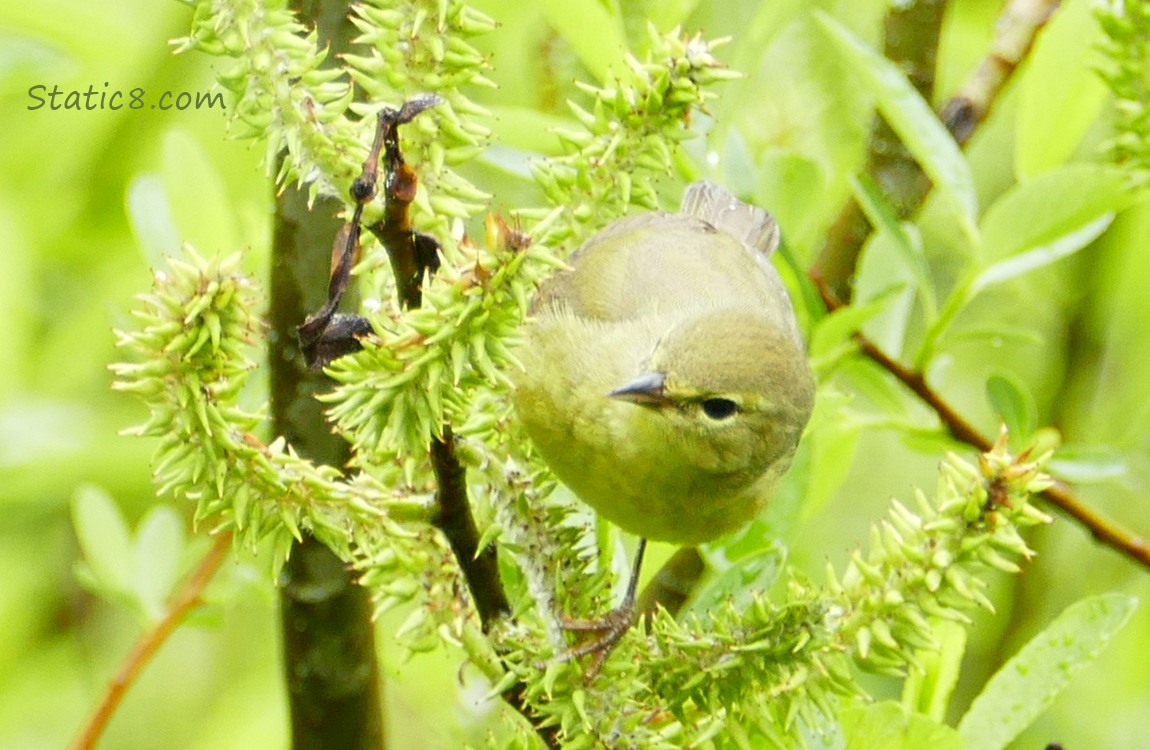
853 173 937 315
841 701 962 750
940 325 1046 349
161 127 240 256
802 388 863 518
72 484 135 597
133 505 187 622
986 372 1037 440
976 214 1113 294
1048 443 1128 483
690 541 786 615
902 619 967 722
856 232 918 358
813 11 977 236
809 285 907 369
958 593 1139 750
977 164 1128 278
1015 0 1109 179
536 0 627 82
126 174 181 267
754 149 827 253
919 164 1127 367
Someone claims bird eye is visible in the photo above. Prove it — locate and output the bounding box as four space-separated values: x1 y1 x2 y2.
701 397 738 420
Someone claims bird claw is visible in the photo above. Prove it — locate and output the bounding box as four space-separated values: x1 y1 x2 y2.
559 604 637 680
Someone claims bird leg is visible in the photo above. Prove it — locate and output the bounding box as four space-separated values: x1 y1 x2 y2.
560 538 647 680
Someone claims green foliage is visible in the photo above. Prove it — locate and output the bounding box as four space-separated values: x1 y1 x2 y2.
911 163 1128 371
72 485 189 624
177 0 360 198
841 702 963 750
525 24 739 244
957 593 1138 750
109 249 433 564
1016 0 1110 179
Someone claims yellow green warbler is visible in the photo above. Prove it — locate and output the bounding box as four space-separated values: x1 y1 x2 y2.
516 181 815 548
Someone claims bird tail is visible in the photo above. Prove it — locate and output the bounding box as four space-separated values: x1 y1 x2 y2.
680 180 780 258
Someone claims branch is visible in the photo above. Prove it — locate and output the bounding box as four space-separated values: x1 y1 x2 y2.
301 96 552 747
940 0 1062 145
430 427 511 625
70 532 233 750
272 174 386 750
331 99 512 626
269 6 387 742
813 277 1150 570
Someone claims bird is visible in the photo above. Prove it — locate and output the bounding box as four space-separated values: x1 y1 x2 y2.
514 180 816 671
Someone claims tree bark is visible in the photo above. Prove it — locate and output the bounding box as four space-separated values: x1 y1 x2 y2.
270 2 384 748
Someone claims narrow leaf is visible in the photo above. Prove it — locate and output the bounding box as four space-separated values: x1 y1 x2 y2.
72 485 135 595
973 214 1113 293
536 0 627 82
985 372 1037 440
1048 444 1128 484
1015 0 1109 179
978 164 1128 271
809 285 907 366
957 593 1139 750
902 620 967 722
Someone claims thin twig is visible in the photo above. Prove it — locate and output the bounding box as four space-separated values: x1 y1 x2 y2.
70 532 233 750
814 277 1150 569
357 102 511 626
1040 482 1150 566
940 0 1062 145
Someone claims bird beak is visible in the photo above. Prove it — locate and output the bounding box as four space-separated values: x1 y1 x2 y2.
609 371 670 407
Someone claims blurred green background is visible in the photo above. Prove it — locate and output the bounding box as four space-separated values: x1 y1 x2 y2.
2 0 1148 747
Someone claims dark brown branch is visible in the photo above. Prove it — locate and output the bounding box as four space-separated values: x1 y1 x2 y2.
356 102 511 627
297 97 442 368
430 427 511 626
270 10 388 742
813 276 1150 569
279 535 385 750
1039 483 1150 567
272 167 385 750
70 532 233 750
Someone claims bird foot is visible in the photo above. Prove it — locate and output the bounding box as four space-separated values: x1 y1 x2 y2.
559 603 637 680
